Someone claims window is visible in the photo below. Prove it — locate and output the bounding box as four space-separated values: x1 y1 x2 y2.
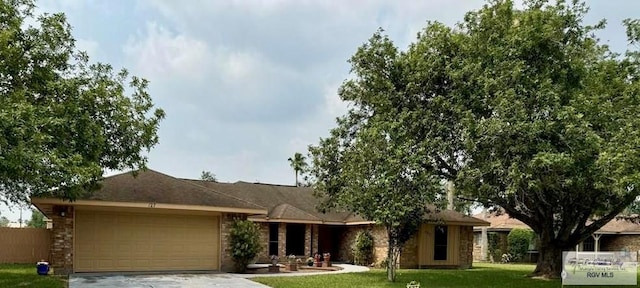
582 236 595 252
286 224 306 255
269 223 279 256
434 225 448 260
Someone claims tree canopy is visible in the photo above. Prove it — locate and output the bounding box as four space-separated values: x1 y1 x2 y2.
26 208 45 228
309 0 640 279
0 0 165 204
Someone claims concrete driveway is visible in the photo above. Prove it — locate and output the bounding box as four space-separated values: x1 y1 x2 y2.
69 273 271 288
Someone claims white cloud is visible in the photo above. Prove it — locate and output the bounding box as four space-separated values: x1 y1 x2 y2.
123 22 213 82
322 81 349 117
75 38 99 57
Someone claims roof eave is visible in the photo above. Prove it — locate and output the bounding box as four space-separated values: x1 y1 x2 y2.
31 197 268 215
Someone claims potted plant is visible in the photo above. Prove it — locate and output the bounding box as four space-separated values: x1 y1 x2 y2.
314 253 322 267
323 252 331 267
306 257 314 266
287 254 298 271
269 255 280 272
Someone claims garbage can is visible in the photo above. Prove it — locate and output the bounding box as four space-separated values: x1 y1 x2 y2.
36 261 49 275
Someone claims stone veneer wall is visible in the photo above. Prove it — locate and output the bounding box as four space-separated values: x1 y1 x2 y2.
340 225 387 266
600 235 640 254
255 222 271 263
305 224 319 256
50 206 73 275
399 232 419 268
220 213 247 272
254 222 318 263
458 226 474 268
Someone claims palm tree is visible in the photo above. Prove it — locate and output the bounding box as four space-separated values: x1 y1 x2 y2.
287 152 308 186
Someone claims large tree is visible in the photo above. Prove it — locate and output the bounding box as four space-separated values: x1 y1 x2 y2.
308 32 443 282
0 0 165 204
310 0 640 280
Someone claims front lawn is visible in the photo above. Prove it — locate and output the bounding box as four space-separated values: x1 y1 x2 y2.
0 264 67 288
253 263 638 288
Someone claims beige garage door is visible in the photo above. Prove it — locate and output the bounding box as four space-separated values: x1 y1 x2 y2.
75 210 219 272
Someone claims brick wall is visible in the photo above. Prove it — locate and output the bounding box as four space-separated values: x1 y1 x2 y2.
473 231 483 261
339 225 387 266
50 206 73 275
254 222 318 263
400 232 418 268
219 213 247 272
255 222 271 263
601 235 640 254
303 224 319 257
458 226 474 268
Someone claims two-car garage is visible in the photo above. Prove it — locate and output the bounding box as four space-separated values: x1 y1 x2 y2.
74 209 220 272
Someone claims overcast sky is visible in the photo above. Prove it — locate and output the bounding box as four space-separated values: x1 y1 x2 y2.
2 0 639 222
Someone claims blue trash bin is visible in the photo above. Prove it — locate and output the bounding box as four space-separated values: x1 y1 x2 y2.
36 261 49 275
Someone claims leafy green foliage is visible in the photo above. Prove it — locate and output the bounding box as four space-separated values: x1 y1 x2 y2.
228 219 262 273
352 230 374 266
487 232 499 262
507 228 534 262
312 0 640 279
0 216 9 227
0 0 165 204
308 31 444 282
26 208 45 228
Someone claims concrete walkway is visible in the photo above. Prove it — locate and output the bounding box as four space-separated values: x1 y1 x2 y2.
69 264 369 287
70 273 271 288
233 264 370 278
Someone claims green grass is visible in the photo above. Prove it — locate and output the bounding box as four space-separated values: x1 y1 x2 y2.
0 264 67 288
253 263 639 288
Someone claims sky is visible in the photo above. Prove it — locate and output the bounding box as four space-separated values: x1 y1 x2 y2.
2 0 639 222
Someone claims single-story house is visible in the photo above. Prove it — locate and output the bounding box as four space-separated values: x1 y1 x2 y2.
32 169 489 274
472 212 640 262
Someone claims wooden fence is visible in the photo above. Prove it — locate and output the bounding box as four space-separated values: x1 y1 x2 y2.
0 227 51 263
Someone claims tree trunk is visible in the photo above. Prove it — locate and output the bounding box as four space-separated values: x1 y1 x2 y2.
295 170 299 186
387 244 397 282
531 242 564 278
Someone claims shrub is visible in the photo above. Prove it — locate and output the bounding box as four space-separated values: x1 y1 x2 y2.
507 228 534 262
352 230 374 265
228 219 262 273
487 232 499 262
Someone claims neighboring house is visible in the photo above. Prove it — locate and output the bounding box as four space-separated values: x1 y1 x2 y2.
472 212 640 262
7 222 23 228
32 169 489 274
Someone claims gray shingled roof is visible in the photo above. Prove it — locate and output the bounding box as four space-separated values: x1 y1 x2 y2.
185 179 360 223
79 170 264 211
77 169 488 225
